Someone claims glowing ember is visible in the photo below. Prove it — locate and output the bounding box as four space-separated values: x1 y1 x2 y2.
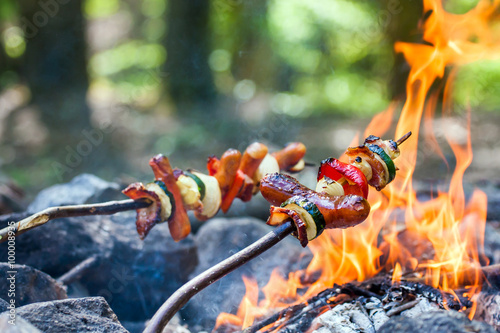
216 0 500 329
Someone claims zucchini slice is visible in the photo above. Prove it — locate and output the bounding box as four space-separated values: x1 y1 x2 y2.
147 181 174 222
176 174 202 209
281 196 326 241
367 144 396 183
191 171 221 219
185 171 206 201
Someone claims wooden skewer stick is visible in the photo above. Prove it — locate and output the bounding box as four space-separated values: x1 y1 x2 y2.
396 131 412 146
143 221 295 333
0 198 151 243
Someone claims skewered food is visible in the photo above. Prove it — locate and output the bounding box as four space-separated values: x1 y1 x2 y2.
261 173 370 246
261 133 410 246
121 181 173 239
345 135 401 191
123 142 307 241
123 133 409 244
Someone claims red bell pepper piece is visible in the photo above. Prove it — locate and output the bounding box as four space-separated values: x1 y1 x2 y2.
317 158 369 199
220 170 245 213
207 156 220 176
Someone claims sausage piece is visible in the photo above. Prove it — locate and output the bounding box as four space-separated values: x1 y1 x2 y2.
260 173 370 230
272 142 306 171
208 149 242 198
239 142 268 177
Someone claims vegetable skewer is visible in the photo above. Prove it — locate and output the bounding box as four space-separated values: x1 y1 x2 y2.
123 142 307 241
144 132 412 333
0 132 412 333
0 142 307 243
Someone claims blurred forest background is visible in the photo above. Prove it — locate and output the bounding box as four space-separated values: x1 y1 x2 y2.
1 0 500 212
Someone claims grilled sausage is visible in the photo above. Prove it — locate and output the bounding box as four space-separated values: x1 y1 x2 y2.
260 173 370 230
239 142 268 177
208 149 242 198
272 142 306 171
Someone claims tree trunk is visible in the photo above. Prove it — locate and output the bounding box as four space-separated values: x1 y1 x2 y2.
18 0 91 139
165 0 216 116
381 0 424 99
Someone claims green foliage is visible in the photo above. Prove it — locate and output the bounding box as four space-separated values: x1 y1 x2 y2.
454 60 500 111
444 0 480 14
84 0 120 18
141 0 167 18
89 41 166 77
266 0 392 115
2 26 25 58
0 0 17 21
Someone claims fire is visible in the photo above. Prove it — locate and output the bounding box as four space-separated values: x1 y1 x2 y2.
216 0 500 330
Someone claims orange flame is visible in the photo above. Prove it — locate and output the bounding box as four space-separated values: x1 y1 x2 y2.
215 0 500 330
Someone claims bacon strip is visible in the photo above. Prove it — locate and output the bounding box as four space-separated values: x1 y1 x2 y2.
122 183 160 240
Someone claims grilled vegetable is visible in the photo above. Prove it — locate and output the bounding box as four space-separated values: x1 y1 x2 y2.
185 171 206 201
176 174 203 211
345 145 388 191
317 158 369 199
253 154 280 185
191 171 221 220
280 196 326 241
149 155 191 241
367 144 396 183
122 180 174 240
315 176 345 197
261 173 371 247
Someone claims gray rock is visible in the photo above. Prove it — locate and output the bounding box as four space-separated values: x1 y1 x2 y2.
377 310 496 333
182 217 311 330
27 174 121 213
0 298 8 312
80 211 197 321
474 291 500 331
0 212 197 322
15 296 129 333
0 175 198 323
0 263 67 306
0 313 42 332
483 223 500 265
0 214 114 277
474 179 500 221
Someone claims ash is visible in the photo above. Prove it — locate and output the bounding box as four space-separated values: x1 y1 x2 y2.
238 277 495 333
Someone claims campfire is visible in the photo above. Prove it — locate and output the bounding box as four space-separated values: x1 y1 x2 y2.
2 0 500 333
212 0 500 331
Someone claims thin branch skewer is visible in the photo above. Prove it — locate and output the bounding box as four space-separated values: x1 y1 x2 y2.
396 131 412 145
0 198 151 243
57 256 100 285
143 221 295 333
